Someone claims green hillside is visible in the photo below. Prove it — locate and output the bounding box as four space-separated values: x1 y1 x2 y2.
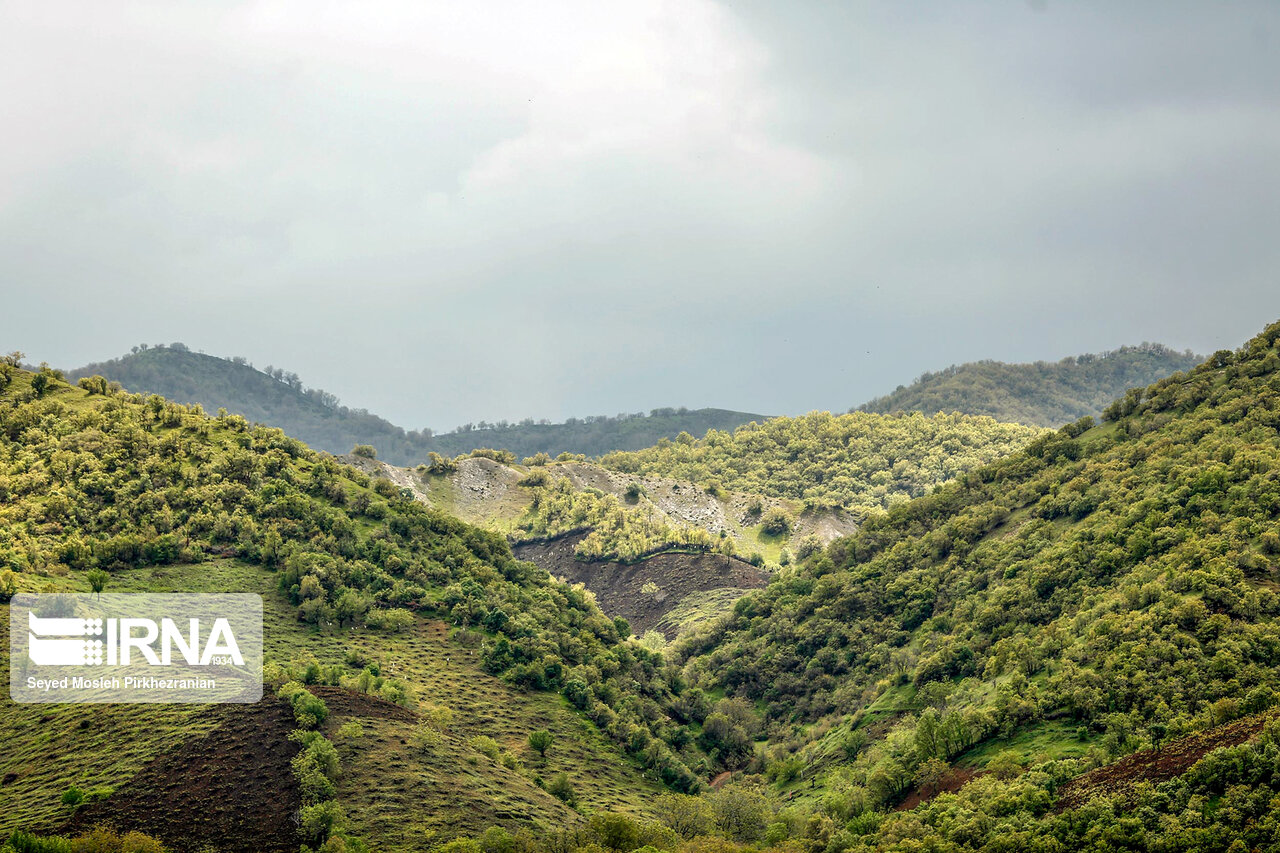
666 324 1280 849
0 360 708 850
13 321 1280 852
67 345 765 464
599 411 1046 514
857 343 1203 427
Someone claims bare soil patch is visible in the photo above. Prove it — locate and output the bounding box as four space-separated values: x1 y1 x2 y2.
895 767 978 811
513 533 768 636
63 697 301 853
1056 711 1277 810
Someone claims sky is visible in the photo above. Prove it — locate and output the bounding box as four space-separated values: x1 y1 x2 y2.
2 1 1278 432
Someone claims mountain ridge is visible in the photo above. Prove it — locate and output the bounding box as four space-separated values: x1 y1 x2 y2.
857 342 1203 427
66 345 768 464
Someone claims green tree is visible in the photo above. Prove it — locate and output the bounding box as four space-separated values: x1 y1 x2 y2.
528 729 554 759
86 568 109 599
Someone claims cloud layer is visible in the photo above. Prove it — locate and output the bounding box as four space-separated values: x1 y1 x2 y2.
2 1 1278 429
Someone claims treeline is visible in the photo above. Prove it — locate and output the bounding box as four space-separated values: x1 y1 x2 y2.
661 325 1280 848
0 365 712 794
67 345 764 464
857 342 1203 427
600 411 1044 514
425 407 768 460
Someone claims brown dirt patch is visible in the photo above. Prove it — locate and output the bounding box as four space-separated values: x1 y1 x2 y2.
1056 711 1277 811
63 697 301 853
513 533 768 636
311 685 417 722
895 767 978 811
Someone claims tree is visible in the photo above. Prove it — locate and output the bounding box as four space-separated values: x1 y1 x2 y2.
86 568 109 599
351 444 377 459
759 507 793 536
528 729 554 759
709 786 768 843
0 569 18 602
655 792 715 839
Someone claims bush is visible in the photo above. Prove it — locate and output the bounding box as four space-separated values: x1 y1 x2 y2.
60 786 85 807
470 735 501 761
351 445 377 459
589 813 642 852
480 827 516 853
546 772 576 806
469 448 516 465
759 508 793 536
365 607 414 632
6 831 73 853
279 682 329 728
299 801 346 844
517 470 549 487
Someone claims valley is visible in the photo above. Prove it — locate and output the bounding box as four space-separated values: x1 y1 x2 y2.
4 324 1280 852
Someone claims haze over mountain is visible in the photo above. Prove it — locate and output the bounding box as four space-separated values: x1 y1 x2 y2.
68 345 766 464
856 343 1203 427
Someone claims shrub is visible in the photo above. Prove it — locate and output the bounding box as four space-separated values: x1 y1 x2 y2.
411 723 444 753
546 773 576 805
425 452 457 474
470 735 501 761
351 444 377 459
365 607 414 632
299 801 346 844
60 786 85 807
7 831 73 853
522 453 552 467
759 508 793 536
589 813 642 852
480 827 516 853
469 448 516 464
517 470 549 487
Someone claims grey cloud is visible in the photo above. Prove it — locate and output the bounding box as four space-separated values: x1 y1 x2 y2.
2 1 1278 430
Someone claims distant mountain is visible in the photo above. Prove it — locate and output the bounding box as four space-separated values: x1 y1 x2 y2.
67 345 766 464
857 343 1203 427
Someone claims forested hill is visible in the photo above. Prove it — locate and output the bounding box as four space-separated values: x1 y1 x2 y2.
672 327 1280 847
422 406 769 459
599 411 1046 514
67 345 765 463
0 358 707 798
857 343 1202 427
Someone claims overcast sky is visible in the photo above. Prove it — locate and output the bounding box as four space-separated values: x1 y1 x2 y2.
2 2 1278 431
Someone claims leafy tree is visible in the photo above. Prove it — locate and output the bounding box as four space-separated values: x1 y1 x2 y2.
528 729 554 759
86 568 109 599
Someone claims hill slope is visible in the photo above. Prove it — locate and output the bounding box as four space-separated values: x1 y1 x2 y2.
857 342 1202 427
0 361 704 850
599 411 1046 514
67 345 766 463
668 324 1280 847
